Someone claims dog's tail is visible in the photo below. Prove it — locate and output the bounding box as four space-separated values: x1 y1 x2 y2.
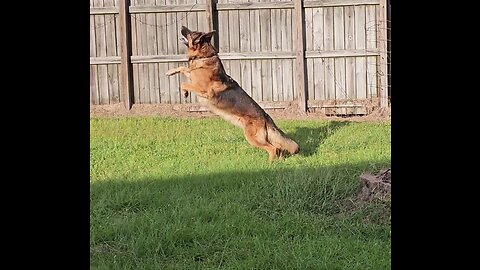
266 122 299 155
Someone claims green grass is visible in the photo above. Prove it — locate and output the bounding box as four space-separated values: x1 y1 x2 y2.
90 117 391 269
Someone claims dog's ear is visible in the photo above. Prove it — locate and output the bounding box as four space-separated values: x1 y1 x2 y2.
199 30 216 44
181 26 192 38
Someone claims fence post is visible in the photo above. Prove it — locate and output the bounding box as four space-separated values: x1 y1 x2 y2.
377 0 389 108
294 0 307 113
205 0 218 49
119 0 134 110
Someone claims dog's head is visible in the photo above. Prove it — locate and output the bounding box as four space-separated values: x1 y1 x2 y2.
180 26 217 60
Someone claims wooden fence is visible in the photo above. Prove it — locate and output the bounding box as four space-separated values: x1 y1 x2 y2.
90 0 389 115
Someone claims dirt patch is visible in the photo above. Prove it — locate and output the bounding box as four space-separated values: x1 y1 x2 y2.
90 103 390 122
358 168 391 202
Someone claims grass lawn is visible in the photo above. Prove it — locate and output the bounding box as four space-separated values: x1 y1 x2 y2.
90 116 391 269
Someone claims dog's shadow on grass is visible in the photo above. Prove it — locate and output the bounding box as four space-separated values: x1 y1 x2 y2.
288 121 350 157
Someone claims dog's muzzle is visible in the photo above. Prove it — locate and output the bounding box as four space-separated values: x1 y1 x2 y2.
180 36 188 46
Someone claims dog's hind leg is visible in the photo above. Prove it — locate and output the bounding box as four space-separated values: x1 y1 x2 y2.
243 122 278 163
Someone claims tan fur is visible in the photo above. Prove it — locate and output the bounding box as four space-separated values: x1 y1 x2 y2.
166 26 300 162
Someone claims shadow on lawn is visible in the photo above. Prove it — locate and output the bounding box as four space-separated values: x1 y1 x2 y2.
90 160 390 219
90 160 391 268
288 121 350 157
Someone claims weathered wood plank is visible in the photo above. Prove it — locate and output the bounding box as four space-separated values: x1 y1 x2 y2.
345 6 356 101
304 0 380 8
230 60 242 92
312 7 324 51
307 58 314 101
90 7 120 15
176 1 188 104
129 4 207 13
260 8 271 52
261 60 272 101
251 60 263 101
98 65 110 104
205 0 215 32
186 0 198 102
366 5 377 99
377 0 388 107
125 50 380 64
218 11 230 52
116 0 123 104
105 0 118 110
168 62 181 103
91 65 100 105
227 8 240 85
93 0 110 105
229 10 240 53
165 0 179 103
137 0 150 103
355 5 366 50
334 7 346 100
108 64 121 103
294 0 307 111
146 0 157 103
158 62 170 104
240 60 252 97
217 2 293 11
323 7 335 100
366 5 376 49
305 8 313 52
90 15 97 57
313 58 325 100
104 0 118 56
251 9 261 53
305 49 378 58
239 10 250 52
156 7 167 55
131 4 140 104
215 0 380 11
283 59 294 101
272 9 283 101
281 9 294 101
355 4 367 99
223 60 230 76
366 56 377 99
197 10 207 33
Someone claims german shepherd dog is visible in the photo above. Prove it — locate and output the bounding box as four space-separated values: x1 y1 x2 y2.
166 26 299 162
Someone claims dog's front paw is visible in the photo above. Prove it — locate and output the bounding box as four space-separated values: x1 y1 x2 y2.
165 69 178 76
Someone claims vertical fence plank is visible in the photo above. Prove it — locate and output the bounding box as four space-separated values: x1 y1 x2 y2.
345 5 355 103
90 14 100 105
146 0 158 103
294 0 307 112
185 0 198 102
355 5 366 99
312 7 324 100
156 0 168 103
377 0 388 107
366 5 377 99
323 7 335 101
334 7 346 102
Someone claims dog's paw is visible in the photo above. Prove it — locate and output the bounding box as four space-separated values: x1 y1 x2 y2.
165 69 178 76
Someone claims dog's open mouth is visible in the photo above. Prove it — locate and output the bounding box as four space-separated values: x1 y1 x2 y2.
179 36 188 46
